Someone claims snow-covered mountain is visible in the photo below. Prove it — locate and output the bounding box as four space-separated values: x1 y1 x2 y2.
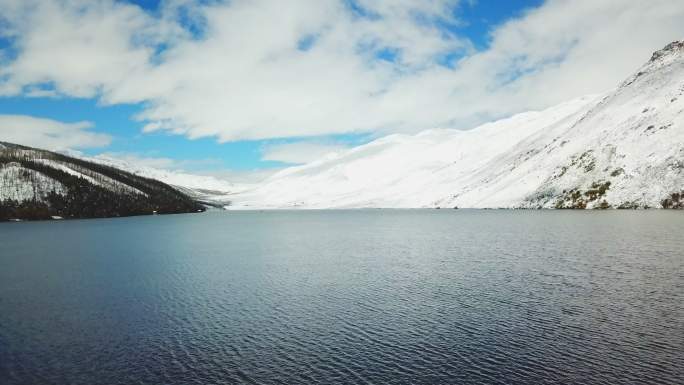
230 41 684 209
0 142 204 220
89 155 237 193
85 154 241 207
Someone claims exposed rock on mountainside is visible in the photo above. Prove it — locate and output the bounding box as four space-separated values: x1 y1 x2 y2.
0 142 205 221
230 41 684 209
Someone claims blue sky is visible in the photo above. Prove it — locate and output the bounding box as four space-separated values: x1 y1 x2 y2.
1 0 680 178
0 95 376 171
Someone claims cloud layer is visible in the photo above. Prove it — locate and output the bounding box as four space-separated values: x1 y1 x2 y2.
1 0 683 143
0 114 111 150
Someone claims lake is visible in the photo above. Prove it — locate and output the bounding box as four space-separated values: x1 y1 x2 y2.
0 210 682 384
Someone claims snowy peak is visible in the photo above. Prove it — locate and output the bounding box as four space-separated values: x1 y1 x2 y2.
649 40 684 63
621 41 684 89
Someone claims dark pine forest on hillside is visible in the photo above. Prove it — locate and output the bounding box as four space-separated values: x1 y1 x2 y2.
0 142 205 221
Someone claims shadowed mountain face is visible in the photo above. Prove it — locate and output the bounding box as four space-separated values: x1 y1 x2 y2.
0 142 205 221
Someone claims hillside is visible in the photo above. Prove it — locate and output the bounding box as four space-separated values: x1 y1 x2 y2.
230 41 684 209
82 154 238 208
0 142 205 221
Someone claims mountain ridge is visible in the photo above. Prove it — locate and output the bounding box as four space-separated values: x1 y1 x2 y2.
228 41 684 209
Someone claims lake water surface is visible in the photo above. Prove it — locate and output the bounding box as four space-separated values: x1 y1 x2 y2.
1 210 682 384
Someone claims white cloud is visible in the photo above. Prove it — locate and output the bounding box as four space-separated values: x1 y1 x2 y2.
261 140 350 164
0 114 111 150
0 0 176 98
0 0 683 143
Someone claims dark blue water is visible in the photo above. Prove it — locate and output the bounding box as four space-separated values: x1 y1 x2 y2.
1 210 682 384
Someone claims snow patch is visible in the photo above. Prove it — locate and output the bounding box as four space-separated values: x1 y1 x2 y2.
32 158 146 196
0 163 66 202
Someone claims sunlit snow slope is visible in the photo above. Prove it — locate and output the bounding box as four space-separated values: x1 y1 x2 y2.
231 42 684 209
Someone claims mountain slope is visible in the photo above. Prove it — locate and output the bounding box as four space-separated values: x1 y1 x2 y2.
83 154 239 207
231 41 684 209
0 142 205 221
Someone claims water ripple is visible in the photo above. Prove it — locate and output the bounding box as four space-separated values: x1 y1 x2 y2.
0 210 682 384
